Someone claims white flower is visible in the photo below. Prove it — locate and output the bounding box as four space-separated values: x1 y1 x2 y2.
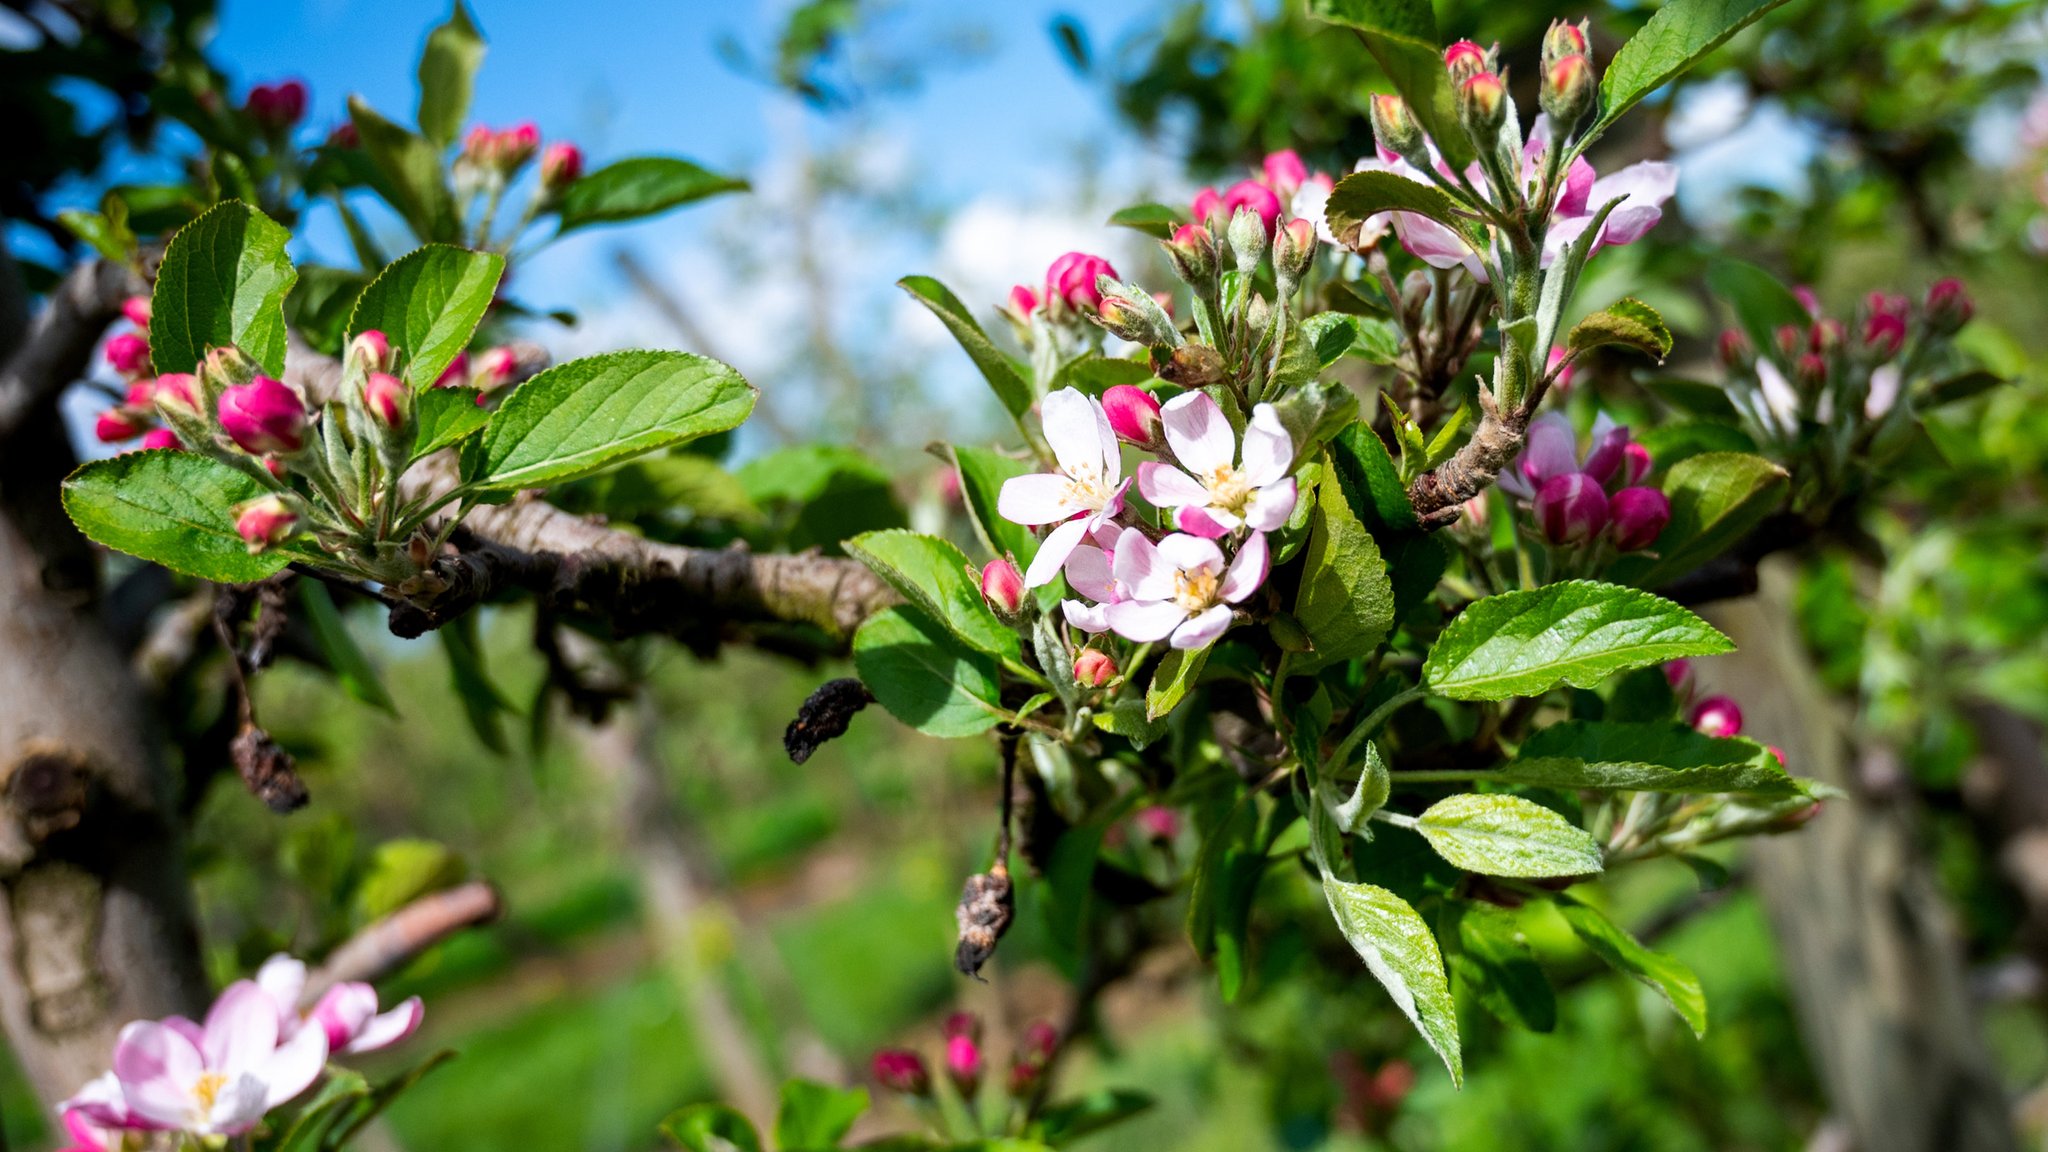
997 388 1131 587
1103 529 1269 650
1136 393 1297 538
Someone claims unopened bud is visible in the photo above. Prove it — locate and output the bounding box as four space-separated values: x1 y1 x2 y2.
1535 472 1609 546
1808 318 1843 355
1663 658 1694 692
1073 648 1117 689
1164 223 1216 284
942 1012 982 1043
1102 385 1163 449
1159 344 1227 389
94 409 144 443
1369 94 1426 165
1189 187 1225 229
495 122 540 172
151 373 202 420
349 329 393 373
203 345 260 392
1096 295 1160 345
105 332 151 376
1607 486 1670 551
327 122 359 149
1005 284 1040 319
979 558 1025 617
218 376 309 455
1540 54 1596 130
1457 72 1508 148
360 372 411 431
1228 207 1267 275
1262 149 1308 198
473 346 521 393
1925 277 1973 334
1046 252 1119 313
1717 329 1754 369
1245 293 1272 336
245 79 308 131
122 295 152 328
1795 352 1829 391
945 1034 983 1098
1689 695 1744 738
870 1049 930 1096
234 496 298 553
434 351 470 389
1773 325 1803 361
1542 19 1589 67
1444 39 1489 82
1134 805 1180 841
141 428 181 451
1622 441 1653 486
540 142 583 192
1862 311 1905 359
1275 216 1317 284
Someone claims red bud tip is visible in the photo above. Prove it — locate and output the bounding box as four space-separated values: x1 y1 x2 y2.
1101 384 1163 449
1925 277 1973 334
1717 328 1753 368
234 496 298 553
1535 472 1608 546
122 295 152 328
870 1049 931 1096
1073 647 1119 689
94 409 144 443
541 141 584 190
1444 39 1488 80
434 352 471 389
1045 252 1119 312
1690 696 1744 738
944 1034 983 1097
979 558 1025 617
1007 284 1040 316
246 79 309 129
105 332 151 377
217 376 309 456
1607 486 1671 551
361 372 409 430
141 428 181 451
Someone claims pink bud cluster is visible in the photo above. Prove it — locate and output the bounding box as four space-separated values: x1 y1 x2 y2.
1187 149 1334 241
1500 413 1667 551
462 122 543 174
93 297 187 451
868 1012 1060 1106
1715 278 1973 421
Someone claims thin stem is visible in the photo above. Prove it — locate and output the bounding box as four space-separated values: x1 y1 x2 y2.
1369 808 1418 830
1322 684 1428 776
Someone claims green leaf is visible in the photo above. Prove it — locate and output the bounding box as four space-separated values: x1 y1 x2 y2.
953 446 1039 568
1706 259 1811 357
555 157 748 233
1645 378 1743 424
737 445 906 556
1555 894 1708 1037
549 453 760 525
1415 793 1604 878
1508 721 1799 795
472 351 756 491
1606 452 1788 589
440 613 514 753
1423 581 1733 700
1292 468 1395 672
150 200 297 376
1304 0 1472 170
299 580 396 714
1299 312 1398 368
1049 354 1153 397
411 388 492 459
846 530 1021 662
1591 0 1794 139
351 838 464 924
346 245 505 390
898 276 1034 420
417 2 485 149
59 207 136 263
1330 421 1417 530
348 96 461 243
1322 170 1473 251
1106 202 1187 238
1922 368 2006 409
1269 377 1359 463
1567 297 1672 361
1443 901 1556 1032
1027 1089 1154 1145
61 451 289 583
1146 646 1210 721
774 1080 868 1151
852 606 1001 738
284 265 370 356
1321 877 1463 1086
661 1104 763 1152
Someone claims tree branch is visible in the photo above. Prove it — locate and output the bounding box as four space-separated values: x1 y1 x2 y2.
301 881 501 1004
0 259 145 444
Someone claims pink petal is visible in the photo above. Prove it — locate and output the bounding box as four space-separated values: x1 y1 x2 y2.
1170 605 1234 650
1160 392 1234 476
998 472 1081 526
1597 204 1663 248
113 1022 202 1129
1112 529 1175 601
1221 532 1270 603
1155 533 1226 576
1063 544 1118 603
344 998 422 1054
258 1019 328 1109
1556 157 1596 219
1590 161 1677 212
1518 413 1579 486
1106 599 1190 643
1173 505 1236 538
312 983 378 1050
1393 213 1472 269
1244 477 1298 532
202 982 279 1080
1062 599 1111 633
1039 389 1106 482
1024 518 1090 589
63 1073 130 1130
1136 461 1209 508
1240 403 1293 487
1583 413 1629 483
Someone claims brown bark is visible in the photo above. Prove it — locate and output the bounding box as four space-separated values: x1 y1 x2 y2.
1698 560 2017 1152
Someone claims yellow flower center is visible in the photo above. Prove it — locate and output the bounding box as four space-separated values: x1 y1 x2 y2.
1174 567 1220 613
1063 465 1113 511
1205 464 1253 515
194 1070 228 1112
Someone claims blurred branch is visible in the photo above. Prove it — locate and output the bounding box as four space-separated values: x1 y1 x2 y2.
303 881 502 1004
0 258 145 443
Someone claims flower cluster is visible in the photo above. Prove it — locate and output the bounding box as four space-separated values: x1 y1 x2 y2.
1500 413 1667 551
869 1012 1061 1111
56 954 420 1147
998 387 1290 652
92 297 181 451
1189 148 1334 241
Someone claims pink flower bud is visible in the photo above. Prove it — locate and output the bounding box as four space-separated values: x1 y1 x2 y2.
1458 72 1508 141
434 351 471 389
105 332 151 376
1369 94 1424 161
1535 472 1609 546
141 428 181 451
1543 20 1589 62
1862 311 1905 359
1165 223 1216 282
1276 216 1317 279
474 346 520 391
1134 805 1180 841
361 372 409 430
1008 1059 1046 1099
152 372 201 418
942 1011 982 1042
944 1034 982 1097
461 125 494 164
1222 179 1282 236
122 295 152 328
496 122 540 170
1717 329 1753 368
1865 291 1909 324
1046 252 1119 312
1545 346 1575 394
124 380 156 408
1622 442 1652 486
1074 647 1118 689
1019 1020 1058 1065
1444 39 1488 80
1101 384 1163 448
871 1049 930 1096
1663 659 1693 692
1608 486 1670 551
246 79 308 129
1767 745 1787 767
541 141 583 191
1925 277 1973 334
1792 285 1821 319
218 376 309 455
1262 149 1308 196
94 409 143 442
1190 186 1225 225
350 329 392 372
1690 695 1744 738
1774 325 1804 360
980 558 1025 616
234 495 298 553
327 122 360 149
1795 352 1829 390
1541 54 1596 126
1808 318 1843 355
1367 1060 1417 1109
1006 285 1040 317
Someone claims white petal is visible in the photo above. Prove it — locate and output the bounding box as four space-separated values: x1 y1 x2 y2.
1160 392 1234 476
1170 605 1234 650
1113 530 1175 601
208 1074 271 1135
1244 476 1298 532
202 982 279 1081
997 473 1080 526
1024 518 1090 589
258 1019 328 1109
1106 599 1189 643
1135 461 1209 508
346 998 423 1055
1589 161 1677 210
256 955 306 1020
1155 532 1226 576
1240 404 1294 486
1062 599 1111 633
1089 394 1122 482
1221 532 1271 603
1040 389 1102 481
1063 545 1117 603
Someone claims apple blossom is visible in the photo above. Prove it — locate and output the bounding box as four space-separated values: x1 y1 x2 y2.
1046 252 1119 312
1104 530 1268 650
1136 393 1297 538
979 557 1025 617
1535 473 1608 545
108 981 327 1136
1060 522 1130 634
997 388 1130 587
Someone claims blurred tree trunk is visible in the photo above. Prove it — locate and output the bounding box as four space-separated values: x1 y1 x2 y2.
1699 560 2017 1152
0 241 209 1108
